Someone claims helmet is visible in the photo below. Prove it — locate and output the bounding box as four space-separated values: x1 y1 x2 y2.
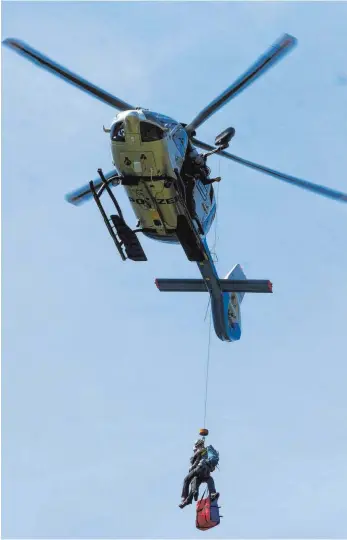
193 439 205 450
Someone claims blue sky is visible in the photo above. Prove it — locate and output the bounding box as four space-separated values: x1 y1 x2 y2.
2 1 347 538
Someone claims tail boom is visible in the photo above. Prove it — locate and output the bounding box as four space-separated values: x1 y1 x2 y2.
155 239 272 342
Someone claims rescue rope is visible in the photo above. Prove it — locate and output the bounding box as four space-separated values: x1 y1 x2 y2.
203 308 213 428
202 158 221 430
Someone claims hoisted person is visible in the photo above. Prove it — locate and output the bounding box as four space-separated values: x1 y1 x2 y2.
179 438 220 509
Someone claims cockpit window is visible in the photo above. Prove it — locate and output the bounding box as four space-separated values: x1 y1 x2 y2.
143 111 177 130
110 122 125 142
172 127 188 156
140 122 164 142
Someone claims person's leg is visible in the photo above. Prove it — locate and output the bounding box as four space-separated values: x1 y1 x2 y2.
182 475 199 505
179 470 201 508
206 475 220 501
193 476 203 501
189 475 200 501
206 475 216 495
181 470 196 499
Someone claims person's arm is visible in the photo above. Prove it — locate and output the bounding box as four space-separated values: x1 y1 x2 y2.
201 176 221 186
189 449 202 469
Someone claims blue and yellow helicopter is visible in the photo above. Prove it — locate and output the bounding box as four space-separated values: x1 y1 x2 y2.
3 34 347 342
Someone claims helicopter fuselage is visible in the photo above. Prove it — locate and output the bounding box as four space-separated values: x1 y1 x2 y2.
109 109 216 243
6 34 346 343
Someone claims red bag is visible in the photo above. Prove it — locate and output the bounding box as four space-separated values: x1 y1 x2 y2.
196 496 220 530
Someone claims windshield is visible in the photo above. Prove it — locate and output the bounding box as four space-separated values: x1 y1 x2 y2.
143 111 178 130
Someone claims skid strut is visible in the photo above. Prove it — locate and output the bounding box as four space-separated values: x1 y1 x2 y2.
90 169 147 262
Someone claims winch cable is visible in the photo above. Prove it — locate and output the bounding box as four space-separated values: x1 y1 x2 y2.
203 159 221 321
202 158 221 429
203 308 213 429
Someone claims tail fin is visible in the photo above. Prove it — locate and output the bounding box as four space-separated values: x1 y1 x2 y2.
224 264 247 333
225 264 247 303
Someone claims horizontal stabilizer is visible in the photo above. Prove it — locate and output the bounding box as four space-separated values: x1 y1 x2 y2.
155 278 272 293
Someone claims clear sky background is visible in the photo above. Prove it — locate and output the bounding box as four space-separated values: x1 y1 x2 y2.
2 1 347 538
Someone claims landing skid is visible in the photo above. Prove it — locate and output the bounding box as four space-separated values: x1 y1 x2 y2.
89 167 208 264
173 168 208 262
110 215 147 261
90 169 147 262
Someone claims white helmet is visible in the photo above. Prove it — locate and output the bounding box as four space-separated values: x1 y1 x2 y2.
193 439 205 450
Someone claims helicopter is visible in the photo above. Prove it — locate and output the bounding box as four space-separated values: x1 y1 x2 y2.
3 34 347 343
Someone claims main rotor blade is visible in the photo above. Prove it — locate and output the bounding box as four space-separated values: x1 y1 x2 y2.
65 170 120 206
186 34 297 134
192 138 347 204
2 38 134 111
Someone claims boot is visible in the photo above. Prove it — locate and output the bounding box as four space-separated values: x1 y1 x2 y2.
179 497 192 509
